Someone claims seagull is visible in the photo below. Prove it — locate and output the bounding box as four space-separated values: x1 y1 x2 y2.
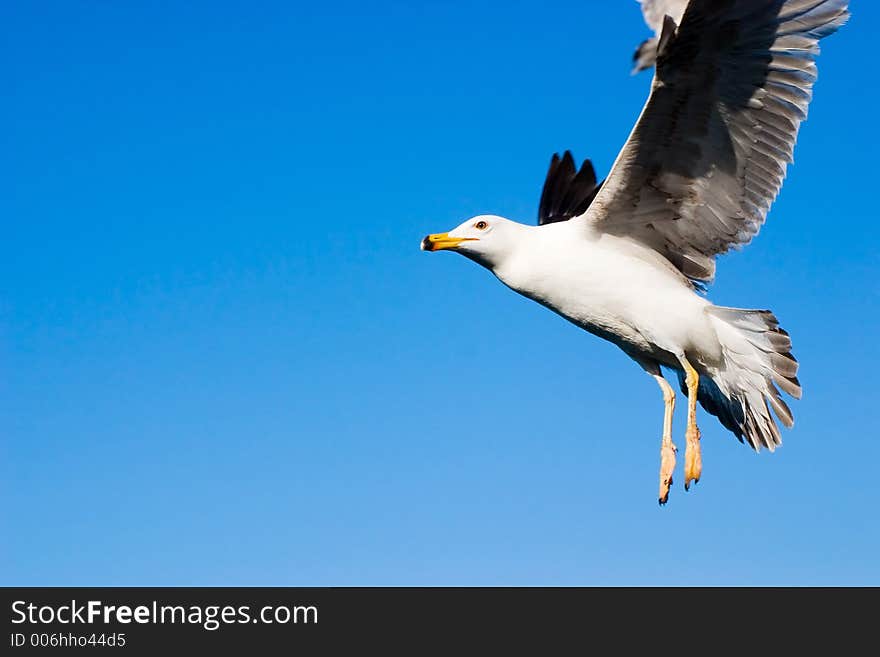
632 0 689 73
422 0 849 504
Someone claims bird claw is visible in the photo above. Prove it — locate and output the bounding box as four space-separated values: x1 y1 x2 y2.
659 478 672 505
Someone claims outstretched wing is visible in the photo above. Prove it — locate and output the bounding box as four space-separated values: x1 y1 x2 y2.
590 0 849 281
538 151 602 226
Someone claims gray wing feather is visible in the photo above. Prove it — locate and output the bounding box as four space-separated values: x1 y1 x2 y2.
596 0 849 281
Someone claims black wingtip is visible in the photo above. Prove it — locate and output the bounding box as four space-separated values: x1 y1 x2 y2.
537 151 603 226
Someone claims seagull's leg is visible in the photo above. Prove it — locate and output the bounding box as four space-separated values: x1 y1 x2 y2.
678 356 702 491
654 373 677 505
636 360 677 504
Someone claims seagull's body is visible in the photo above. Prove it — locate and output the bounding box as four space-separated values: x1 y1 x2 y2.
423 0 849 504
492 221 717 368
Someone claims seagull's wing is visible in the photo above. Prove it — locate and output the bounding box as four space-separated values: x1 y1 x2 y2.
538 151 602 226
591 0 849 281
639 0 689 36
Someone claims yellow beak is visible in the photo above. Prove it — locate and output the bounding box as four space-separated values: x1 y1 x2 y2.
421 233 477 251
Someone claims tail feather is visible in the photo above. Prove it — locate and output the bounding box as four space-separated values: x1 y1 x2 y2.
697 306 801 451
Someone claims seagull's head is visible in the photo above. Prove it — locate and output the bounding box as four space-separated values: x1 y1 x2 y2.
421 214 524 269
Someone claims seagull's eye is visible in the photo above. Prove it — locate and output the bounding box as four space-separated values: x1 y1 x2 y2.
474 220 488 230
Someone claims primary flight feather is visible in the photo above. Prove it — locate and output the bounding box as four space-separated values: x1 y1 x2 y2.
422 0 849 504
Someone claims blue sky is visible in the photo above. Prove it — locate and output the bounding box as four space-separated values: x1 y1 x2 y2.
3 1 878 585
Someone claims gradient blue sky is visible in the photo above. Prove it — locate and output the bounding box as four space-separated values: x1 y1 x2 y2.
3 1 878 585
